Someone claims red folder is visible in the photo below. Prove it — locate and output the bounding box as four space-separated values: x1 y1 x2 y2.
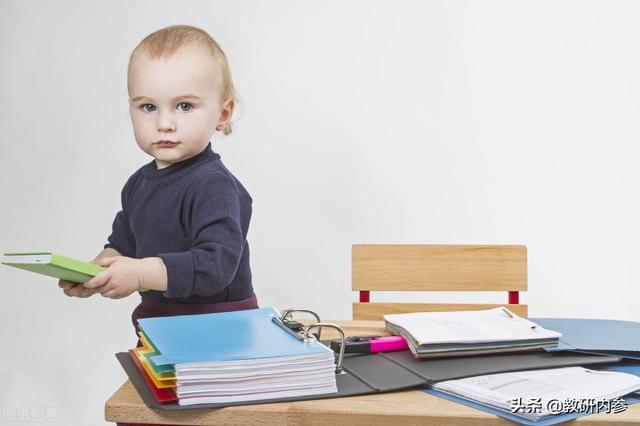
128 349 177 403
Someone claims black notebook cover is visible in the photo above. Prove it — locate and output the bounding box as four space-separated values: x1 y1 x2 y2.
116 350 620 411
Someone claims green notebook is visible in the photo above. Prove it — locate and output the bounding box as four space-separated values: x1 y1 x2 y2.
1 252 105 283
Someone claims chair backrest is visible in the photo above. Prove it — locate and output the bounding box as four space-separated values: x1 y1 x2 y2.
352 244 528 320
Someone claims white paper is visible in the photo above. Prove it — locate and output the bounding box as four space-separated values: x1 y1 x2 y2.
384 307 561 345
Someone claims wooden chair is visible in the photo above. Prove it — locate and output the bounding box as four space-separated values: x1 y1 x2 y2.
352 244 528 320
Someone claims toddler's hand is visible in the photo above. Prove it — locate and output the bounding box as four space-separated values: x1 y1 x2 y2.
83 256 143 299
58 279 98 298
59 257 102 297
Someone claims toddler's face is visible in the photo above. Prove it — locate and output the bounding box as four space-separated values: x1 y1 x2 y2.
128 45 233 169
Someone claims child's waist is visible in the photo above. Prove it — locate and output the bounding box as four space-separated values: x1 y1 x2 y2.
133 292 259 320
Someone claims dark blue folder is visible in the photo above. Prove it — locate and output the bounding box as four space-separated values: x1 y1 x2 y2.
531 318 640 359
423 387 640 426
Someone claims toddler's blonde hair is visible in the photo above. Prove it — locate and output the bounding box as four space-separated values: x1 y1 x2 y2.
128 25 237 135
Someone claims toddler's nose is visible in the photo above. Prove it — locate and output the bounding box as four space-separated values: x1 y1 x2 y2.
158 122 176 132
157 112 176 132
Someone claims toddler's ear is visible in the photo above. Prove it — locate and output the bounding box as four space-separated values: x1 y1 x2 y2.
216 98 235 131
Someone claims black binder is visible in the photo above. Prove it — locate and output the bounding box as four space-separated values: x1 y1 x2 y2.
118 308 623 410
116 349 620 410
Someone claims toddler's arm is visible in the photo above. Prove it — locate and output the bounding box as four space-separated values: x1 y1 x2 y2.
155 174 247 298
58 248 122 298
82 174 247 299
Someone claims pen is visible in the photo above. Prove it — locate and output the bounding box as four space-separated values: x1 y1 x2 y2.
330 335 408 354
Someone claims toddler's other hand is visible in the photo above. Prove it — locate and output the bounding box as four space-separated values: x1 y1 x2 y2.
83 256 142 299
58 279 98 298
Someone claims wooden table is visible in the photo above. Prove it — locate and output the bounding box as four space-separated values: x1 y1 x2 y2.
105 321 640 425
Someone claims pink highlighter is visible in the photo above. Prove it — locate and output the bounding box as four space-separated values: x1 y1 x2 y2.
330 335 409 354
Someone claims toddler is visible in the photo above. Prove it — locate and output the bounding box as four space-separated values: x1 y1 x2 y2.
58 25 258 338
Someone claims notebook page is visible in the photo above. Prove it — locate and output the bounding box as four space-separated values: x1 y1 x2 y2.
385 308 560 345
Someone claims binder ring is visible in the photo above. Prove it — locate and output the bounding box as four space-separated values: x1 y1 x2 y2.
303 323 346 375
281 309 321 323
281 309 322 339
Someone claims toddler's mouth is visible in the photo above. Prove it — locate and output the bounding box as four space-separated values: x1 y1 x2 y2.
156 141 179 148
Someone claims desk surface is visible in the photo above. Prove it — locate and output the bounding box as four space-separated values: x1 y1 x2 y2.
105 320 640 426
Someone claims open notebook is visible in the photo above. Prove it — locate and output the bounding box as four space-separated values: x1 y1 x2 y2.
384 307 561 358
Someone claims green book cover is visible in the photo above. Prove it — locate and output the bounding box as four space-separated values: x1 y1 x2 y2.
1 252 105 283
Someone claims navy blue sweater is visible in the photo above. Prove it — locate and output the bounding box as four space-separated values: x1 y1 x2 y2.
104 143 254 304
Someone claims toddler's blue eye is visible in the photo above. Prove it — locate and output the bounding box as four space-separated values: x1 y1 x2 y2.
140 104 156 112
178 102 193 112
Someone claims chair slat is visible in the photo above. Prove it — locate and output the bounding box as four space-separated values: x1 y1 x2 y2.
353 302 529 320
352 245 527 291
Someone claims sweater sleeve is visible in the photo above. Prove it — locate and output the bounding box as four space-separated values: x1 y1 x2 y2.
104 179 137 258
157 174 245 299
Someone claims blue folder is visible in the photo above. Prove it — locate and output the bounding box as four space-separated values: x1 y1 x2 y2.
598 360 640 380
423 387 640 426
530 318 640 359
137 307 332 366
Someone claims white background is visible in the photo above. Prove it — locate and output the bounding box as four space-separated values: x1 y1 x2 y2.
1 0 640 424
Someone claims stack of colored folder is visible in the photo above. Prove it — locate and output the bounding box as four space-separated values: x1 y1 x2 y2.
384 308 561 358
129 307 338 406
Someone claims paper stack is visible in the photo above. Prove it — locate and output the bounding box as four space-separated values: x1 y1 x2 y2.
131 307 337 406
384 307 561 358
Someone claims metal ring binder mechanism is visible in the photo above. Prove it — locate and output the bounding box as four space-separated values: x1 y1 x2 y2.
272 309 346 375
279 309 321 337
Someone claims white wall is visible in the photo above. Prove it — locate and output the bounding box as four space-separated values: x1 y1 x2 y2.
1 0 639 424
